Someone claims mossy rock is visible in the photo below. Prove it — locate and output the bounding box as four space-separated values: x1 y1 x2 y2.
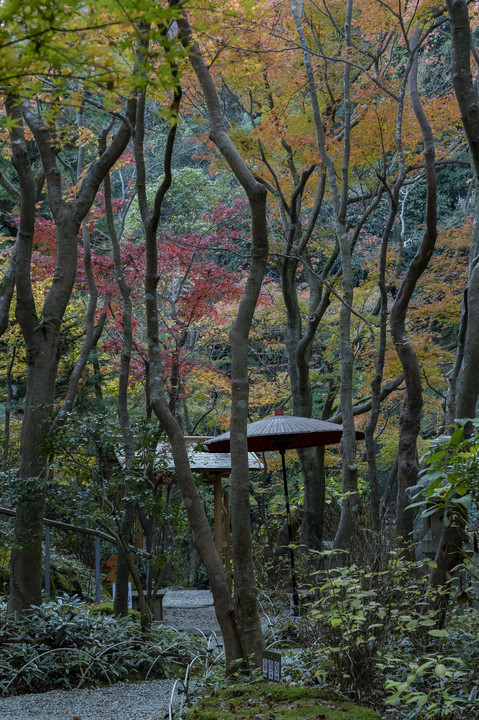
88 602 141 621
0 544 10 593
185 683 381 720
50 558 85 596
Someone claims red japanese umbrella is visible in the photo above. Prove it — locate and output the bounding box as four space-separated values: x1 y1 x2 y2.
206 408 365 613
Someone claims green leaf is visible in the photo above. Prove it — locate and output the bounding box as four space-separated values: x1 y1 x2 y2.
421 505 441 518
406 499 427 509
385 693 401 704
419 618 436 627
427 449 447 463
428 629 449 638
450 427 464 445
424 469 445 482
416 694 429 708
435 663 447 678
417 660 435 672
451 494 472 508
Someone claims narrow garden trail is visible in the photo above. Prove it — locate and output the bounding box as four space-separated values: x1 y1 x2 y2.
0 590 220 720
0 678 179 720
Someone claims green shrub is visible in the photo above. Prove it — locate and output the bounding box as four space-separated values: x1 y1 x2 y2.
272 552 479 719
0 594 206 695
380 604 479 718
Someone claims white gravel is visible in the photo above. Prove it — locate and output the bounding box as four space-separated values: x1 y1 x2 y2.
0 679 183 720
162 589 214 608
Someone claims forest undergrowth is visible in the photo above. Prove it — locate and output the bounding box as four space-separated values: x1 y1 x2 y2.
1 549 477 720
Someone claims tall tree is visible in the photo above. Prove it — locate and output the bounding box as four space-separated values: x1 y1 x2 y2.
176 4 268 665
430 0 479 588
0 0 179 614
446 0 479 421
131 16 246 666
291 0 360 558
3 93 136 612
390 22 438 544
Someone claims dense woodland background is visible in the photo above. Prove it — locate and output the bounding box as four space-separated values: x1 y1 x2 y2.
0 0 479 715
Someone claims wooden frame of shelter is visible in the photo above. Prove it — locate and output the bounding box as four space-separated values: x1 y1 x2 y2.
106 439 262 594
177 438 262 592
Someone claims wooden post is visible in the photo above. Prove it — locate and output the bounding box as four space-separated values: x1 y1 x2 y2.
95 536 101 603
213 476 223 561
223 490 232 593
44 524 51 599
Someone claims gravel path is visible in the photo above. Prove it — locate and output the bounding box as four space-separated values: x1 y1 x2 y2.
0 679 180 720
0 590 218 720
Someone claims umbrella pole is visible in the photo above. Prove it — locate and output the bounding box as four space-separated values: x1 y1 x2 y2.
280 448 299 614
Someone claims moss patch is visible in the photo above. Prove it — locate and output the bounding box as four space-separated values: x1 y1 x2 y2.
185 683 380 720
88 602 141 621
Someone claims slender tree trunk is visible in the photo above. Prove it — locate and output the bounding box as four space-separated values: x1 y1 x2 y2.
132 33 244 664
106 169 138 619
176 7 267 666
379 455 399 525
147 321 244 664
298 447 326 549
455 246 479 418
327 0 357 558
432 0 479 588
365 190 405 534
6 89 135 613
279 236 319 549
276 171 330 551
0 240 17 337
1 347 15 473
229 216 268 662
390 27 437 545
429 506 468 597
50 221 107 434
443 0 479 422
291 0 359 559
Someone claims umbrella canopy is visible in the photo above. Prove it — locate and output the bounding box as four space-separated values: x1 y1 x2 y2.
205 411 365 453
206 408 365 614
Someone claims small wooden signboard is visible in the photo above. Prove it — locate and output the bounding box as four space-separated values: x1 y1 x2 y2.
262 650 281 682
102 554 133 583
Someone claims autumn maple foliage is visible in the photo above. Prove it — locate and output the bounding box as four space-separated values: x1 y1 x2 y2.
1 0 479 680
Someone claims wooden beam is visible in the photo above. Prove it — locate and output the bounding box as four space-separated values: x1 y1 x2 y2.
0 505 117 544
